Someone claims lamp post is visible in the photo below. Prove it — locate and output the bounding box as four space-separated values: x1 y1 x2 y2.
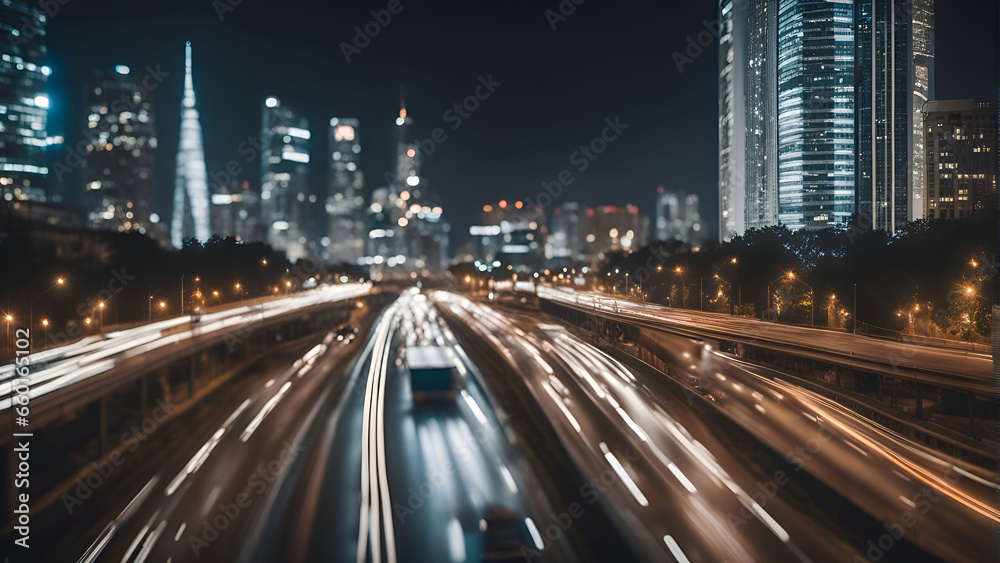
30 277 64 350
766 273 791 321
730 258 741 312
5 314 11 361
41 319 48 351
97 301 105 332
785 272 814 326
674 267 685 308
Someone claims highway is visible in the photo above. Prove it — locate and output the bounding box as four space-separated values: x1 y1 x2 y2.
534 285 993 393
0 283 371 411
8 286 995 562
57 289 575 562
434 291 998 562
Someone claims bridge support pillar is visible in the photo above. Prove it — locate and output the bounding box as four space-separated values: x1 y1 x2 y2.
915 384 923 419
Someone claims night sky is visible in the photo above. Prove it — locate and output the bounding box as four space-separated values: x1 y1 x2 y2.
45 0 998 246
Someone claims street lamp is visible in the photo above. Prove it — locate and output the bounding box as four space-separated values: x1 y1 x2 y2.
784 272 814 326
30 277 65 350
674 267 685 308
41 319 48 351
4 314 12 361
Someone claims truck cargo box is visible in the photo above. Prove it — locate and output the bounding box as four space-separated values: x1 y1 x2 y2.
406 346 457 403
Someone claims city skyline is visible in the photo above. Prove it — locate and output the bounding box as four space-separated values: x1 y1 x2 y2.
0 2 996 561
33 0 993 252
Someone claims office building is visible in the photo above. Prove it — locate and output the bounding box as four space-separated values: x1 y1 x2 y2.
0 0 49 203
655 187 705 243
776 0 856 230
82 65 157 234
211 179 263 241
260 96 311 260
719 0 779 241
924 100 997 219
478 199 547 269
855 0 935 232
326 117 365 264
546 201 585 263
584 204 646 264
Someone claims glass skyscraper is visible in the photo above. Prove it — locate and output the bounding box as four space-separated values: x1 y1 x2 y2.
718 0 746 241
776 0 855 230
0 0 49 203
855 0 935 232
260 96 311 260
83 65 157 234
326 117 365 264
719 0 778 241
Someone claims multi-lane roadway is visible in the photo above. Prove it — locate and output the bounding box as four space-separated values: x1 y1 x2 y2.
7 286 995 562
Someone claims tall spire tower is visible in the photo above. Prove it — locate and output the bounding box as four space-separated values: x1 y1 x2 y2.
171 41 212 248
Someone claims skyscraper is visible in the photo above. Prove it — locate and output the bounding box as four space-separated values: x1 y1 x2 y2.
547 201 584 263
923 99 997 220
718 0 746 241
583 205 645 265
326 117 365 264
171 41 211 248
656 187 705 243
855 0 935 232
718 0 779 241
83 65 157 233
776 0 855 230
744 0 779 232
260 96 311 260
0 0 49 203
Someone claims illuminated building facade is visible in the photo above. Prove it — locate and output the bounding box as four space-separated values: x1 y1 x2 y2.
211 179 263 241
855 0 935 232
260 96 312 260
584 204 646 264
655 187 705 243
171 41 211 247
546 201 584 264
923 100 996 220
719 0 779 240
776 0 855 230
478 200 546 269
0 0 49 203
326 117 365 264
83 65 157 233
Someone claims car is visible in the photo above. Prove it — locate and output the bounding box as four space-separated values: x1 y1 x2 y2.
479 506 534 562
